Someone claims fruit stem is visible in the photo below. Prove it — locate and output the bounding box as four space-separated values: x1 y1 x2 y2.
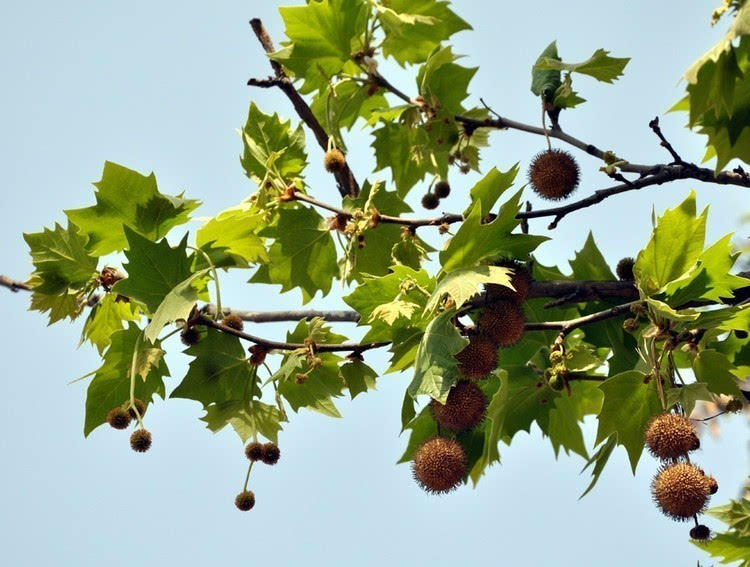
129 331 145 429
541 100 552 151
243 461 254 492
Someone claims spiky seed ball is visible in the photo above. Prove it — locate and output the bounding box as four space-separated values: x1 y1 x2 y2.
106 407 132 430
130 429 152 453
412 437 467 494
434 180 451 199
645 413 700 461
705 476 718 495
124 398 146 420
528 148 580 201
652 463 711 521
455 334 498 380
726 398 744 413
324 148 346 173
221 314 244 332
486 259 532 304
235 490 256 511
478 301 526 347
430 380 487 432
245 441 264 462
689 524 712 542
421 192 440 210
180 326 201 346
261 442 281 465
616 257 636 281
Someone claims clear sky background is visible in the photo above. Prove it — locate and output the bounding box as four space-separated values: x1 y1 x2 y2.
1 1 748 566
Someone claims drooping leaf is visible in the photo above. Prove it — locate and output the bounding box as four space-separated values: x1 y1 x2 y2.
693 349 744 397
531 41 561 101
339 359 378 399
66 162 199 256
665 382 713 416
579 433 617 499
202 399 285 444
80 294 140 355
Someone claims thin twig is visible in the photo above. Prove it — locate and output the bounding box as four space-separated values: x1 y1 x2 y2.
649 116 684 164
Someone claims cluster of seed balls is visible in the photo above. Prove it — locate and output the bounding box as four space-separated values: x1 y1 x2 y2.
421 180 451 210
106 398 152 452
235 441 281 512
645 413 717 541
411 261 531 494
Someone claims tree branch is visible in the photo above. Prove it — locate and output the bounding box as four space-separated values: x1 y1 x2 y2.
247 18 360 198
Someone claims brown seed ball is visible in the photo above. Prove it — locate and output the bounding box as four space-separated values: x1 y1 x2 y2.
412 437 467 494
130 429 152 453
434 180 451 199
106 407 132 430
245 441 264 462
180 327 201 346
324 148 346 173
528 149 580 201
221 314 244 332
430 381 487 432
261 442 281 465
124 398 146 420
644 413 700 461
235 490 256 511
421 192 440 210
689 524 712 542
652 463 711 521
455 334 498 380
478 301 526 347
486 260 532 304
616 257 635 281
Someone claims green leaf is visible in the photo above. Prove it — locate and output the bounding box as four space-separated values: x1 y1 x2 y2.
270 0 366 93
171 328 256 406
547 381 602 459
579 433 617 499
195 203 268 269
84 324 169 436
24 221 97 296
665 382 713 416
635 191 707 295
569 232 615 281
113 228 205 342
440 190 549 272
202 399 284 444
377 0 470 66
28 289 82 325
693 350 744 397
464 165 519 218
66 162 199 256
250 206 338 304
408 309 468 403
371 120 432 196
416 46 477 113
425 265 513 312
707 495 750 537
595 370 663 472
370 300 420 326
694 533 750 566
398 405 438 464
531 41 561 101
240 102 307 184
80 294 140 355
339 359 378 399
536 48 630 83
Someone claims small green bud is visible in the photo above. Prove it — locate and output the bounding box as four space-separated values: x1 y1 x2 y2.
548 373 565 391
549 350 564 365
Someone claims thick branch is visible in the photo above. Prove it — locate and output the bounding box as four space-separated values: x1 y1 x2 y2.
525 301 640 335
247 18 360 198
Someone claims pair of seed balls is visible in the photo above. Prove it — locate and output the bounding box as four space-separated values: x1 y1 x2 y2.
234 442 281 512
421 180 451 210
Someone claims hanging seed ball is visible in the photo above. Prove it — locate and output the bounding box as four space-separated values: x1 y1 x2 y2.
689 524 712 542
528 148 580 201
245 441 264 462
130 429 152 453
430 380 487 432
434 180 451 199
616 257 636 281
455 333 499 380
221 314 244 332
235 490 256 511
478 300 526 347
485 259 532 304
652 463 711 521
124 398 146 420
324 148 346 173
180 326 201 346
412 437 467 494
644 413 700 461
261 442 281 466
421 192 440 210
106 407 132 430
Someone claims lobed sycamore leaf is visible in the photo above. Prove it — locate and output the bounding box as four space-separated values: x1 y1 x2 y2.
416 46 477 113
66 162 199 256
463 165 519 219
665 382 713 416
195 203 268 270
579 433 617 499
424 265 513 313
569 232 615 281
692 349 744 397
694 533 750 566
80 294 140 355
370 300 420 325
536 48 630 84
202 399 285 444
84 324 169 436
339 359 378 399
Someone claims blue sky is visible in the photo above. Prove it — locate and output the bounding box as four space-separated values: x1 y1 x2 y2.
0 1 748 566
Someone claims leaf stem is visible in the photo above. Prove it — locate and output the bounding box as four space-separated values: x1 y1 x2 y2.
188 246 222 319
